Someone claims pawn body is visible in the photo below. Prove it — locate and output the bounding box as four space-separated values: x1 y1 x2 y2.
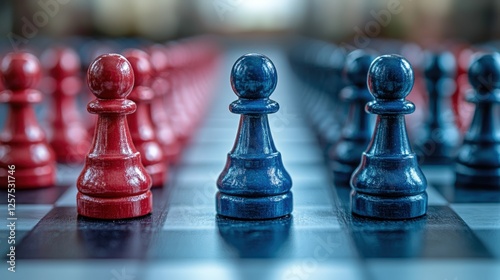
77 54 152 219
0 53 56 189
350 55 428 219
329 50 374 185
124 49 167 187
455 53 500 189
217 54 292 220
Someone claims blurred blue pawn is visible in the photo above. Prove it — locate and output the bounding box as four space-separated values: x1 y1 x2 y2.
329 50 375 185
216 53 293 220
350 54 428 219
455 53 500 189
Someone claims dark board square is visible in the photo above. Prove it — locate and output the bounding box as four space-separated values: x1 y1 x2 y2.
12 199 171 259
345 206 494 259
150 227 355 260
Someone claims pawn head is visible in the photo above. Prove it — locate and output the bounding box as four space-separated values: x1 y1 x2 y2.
1 52 41 90
368 54 414 100
345 50 375 88
148 44 169 73
231 53 277 99
87 53 134 99
468 53 500 93
41 46 80 79
123 49 153 87
424 51 456 80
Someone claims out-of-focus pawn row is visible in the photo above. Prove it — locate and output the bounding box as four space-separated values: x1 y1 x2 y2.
0 36 222 191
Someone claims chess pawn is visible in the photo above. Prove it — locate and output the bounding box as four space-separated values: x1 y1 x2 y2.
416 51 460 164
41 46 90 163
0 53 57 189
329 50 375 185
350 55 428 219
124 49 167 187
217 54 293 220
81 41 119 136
77 54 152 219
455 53 500 189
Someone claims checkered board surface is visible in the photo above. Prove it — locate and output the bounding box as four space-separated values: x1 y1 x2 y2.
1 42 500 280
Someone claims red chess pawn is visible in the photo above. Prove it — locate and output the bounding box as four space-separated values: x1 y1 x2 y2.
123 49 168 187
41 46 90 163
0 52 56 189
452 46 476 133
77 54 152 219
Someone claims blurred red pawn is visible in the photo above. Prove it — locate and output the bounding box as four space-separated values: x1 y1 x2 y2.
124 49 168 187
41 46 90 163
148 45 182 164
0 52 56 189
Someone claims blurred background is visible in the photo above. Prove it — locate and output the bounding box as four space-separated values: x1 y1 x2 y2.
0 0 499 49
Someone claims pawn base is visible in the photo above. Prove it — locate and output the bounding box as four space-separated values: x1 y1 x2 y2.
455 164 500 189
145 162 167 188
333 171 351 187
216 191 293 220
351 190 427 219
420 155 453 166
77 191 153 219
332 161 357 187
164 147 182 165
416 140 457 166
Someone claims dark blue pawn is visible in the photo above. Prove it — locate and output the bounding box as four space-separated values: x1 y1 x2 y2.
216 53 293 220
455 53 500 189
329 50 375 185
350 55 428 220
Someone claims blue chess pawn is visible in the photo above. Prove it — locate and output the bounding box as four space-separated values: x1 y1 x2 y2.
416 51 460 164
455 53 500 189
216 53 293 220
329 50 375 185
350 54 428 219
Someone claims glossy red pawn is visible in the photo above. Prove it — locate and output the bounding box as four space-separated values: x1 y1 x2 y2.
0 52 56 189
41 46 90 163
124 49 168 187
77 54 152 219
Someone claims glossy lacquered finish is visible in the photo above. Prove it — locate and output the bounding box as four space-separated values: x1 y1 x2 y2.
124 49 167 187
350 54 428 219
416 51 460 164
217 54 293 220
455 53 500 189
0 52 56 189
77 54 153 219
329 50 375 185
41 46 90 163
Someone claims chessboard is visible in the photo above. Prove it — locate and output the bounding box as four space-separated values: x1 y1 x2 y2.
1 37 500 280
